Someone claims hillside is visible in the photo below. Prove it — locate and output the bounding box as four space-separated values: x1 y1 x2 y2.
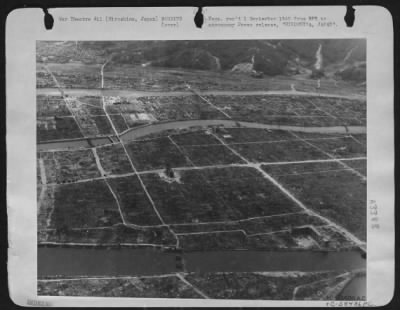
37 40 366 81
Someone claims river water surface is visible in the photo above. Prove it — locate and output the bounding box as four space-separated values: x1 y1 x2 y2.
38 247 365 277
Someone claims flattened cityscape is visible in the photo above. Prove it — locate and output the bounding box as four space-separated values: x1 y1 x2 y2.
37 40 367 300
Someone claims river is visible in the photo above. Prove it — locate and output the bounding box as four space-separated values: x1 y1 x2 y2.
119 120 366 142
37 137 112 151
38 247 365 277
37 119 366 152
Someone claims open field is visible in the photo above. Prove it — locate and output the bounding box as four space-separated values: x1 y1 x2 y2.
91 116 114 135
169 131 221 145
231 140 328 163
215 128 294 143
176 230 312 251
125 137 189 171
37 41 107 64
37 60 365 96
184 271 343 300
39 62 102 89
109 114 129 133
103 64 289 92
102 64 365 95
77 95 103 107
171 212 323 234
37 127 367 250
38 275 203 298
205 94 365 127
177 226 357 252
262 162 366 241
75 98 105 116
48 180 122 230
141 167 301 224
37 116 83 142
37 270 352 299
37 95 71 117
39 224 176 246
343 159 367 176
96 143 134 175
134 95 228 122
36 64 58 88
39 149 100 184
302 136 366 158
107 176 161 226
179 144 245 166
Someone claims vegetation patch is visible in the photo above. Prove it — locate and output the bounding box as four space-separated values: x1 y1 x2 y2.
342 159 366 176
263 162 366 241
109 114 128 133
108 176 162 226
40 224 176 245
38 275 202 298
179 231 247 251
171 131 221 146
142 167 301 224
181 144 245 166
37 117 83 142
125 137 189 171
96 143 133 175
40 149 101 184
92 116 114 135
184 271 341 300
137 95 228 122
51 180 121 230
37 95 71 117
215 128 294 143
231 140 328 163
308 136 366 158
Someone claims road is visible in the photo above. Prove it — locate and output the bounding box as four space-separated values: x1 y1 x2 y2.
44 156 366 187
37 87 366 101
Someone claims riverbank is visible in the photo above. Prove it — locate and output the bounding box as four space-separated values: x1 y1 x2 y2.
37 270 364 300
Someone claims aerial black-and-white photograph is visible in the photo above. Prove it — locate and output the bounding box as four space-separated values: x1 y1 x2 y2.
36 39 367 300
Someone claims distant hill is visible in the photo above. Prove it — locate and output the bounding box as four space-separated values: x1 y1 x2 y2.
37 40 366 82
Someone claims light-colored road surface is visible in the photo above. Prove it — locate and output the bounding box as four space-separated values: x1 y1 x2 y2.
38 273 179 282
38 157 47 185
91 148 107 176
37 87 366 101
38 157 50 226
45 156 366 187
100 61 120 138
100 59 110 89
